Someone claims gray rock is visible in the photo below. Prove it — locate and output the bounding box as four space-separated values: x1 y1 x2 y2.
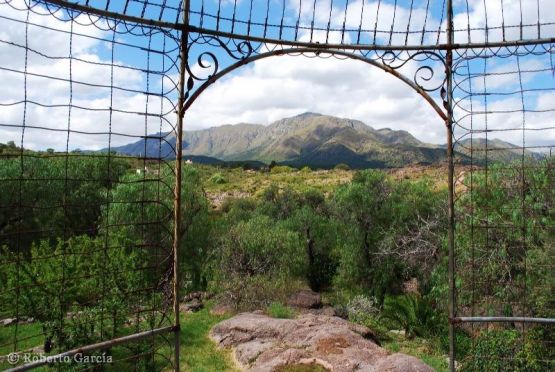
287 290 322 309
1 318 16 326
210 304 234 316
210 313 434 372
180 299 203 313
374 353 434 372
319 306 336 317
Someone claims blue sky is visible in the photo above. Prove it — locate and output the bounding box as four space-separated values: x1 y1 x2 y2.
0 0 553 151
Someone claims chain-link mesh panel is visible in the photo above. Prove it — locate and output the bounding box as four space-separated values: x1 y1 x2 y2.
452 43 554 370
0 0 180 369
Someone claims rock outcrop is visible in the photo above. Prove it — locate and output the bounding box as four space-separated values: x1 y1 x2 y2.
210 313 433 372
286 290 322 309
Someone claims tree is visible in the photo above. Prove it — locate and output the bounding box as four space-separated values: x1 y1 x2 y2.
105 165 211 291
213 215 305 309
455 160 554 319
0 156 128 254
282 188 338 291
1 235 144 351
331 170 444 302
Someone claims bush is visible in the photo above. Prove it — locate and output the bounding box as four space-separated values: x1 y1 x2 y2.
267 302 295 319
439 327 472 359
221 197 257 216
107 166 211 291
1 235 144 352
347 295 379 323
270 165 295 174
331 170 444 302
455 161 554 318
461 328 552 372
259 185 301 219
213 275 304 311
209 172 227 184
212 215 306 309
381 294 441 339
334 163 351 170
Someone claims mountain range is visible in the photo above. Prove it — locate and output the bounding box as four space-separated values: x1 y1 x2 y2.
111 113 540 168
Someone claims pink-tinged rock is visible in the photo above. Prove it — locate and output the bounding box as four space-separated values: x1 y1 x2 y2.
210 313 434 372
287 290 322 309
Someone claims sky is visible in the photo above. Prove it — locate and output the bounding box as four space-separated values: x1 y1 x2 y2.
0 0 553 151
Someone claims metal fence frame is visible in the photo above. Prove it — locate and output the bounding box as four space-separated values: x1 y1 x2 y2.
1 0 553 371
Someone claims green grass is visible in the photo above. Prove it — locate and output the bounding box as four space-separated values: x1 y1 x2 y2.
197 165 353 197
0 322 44 356
266 302 296 319
0 322 44 370
0 310 450 372
383 335 448 372
178 308 237 372
275 363 330 372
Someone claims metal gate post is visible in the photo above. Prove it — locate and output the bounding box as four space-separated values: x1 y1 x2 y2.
173 1 191 371
445 1 456 371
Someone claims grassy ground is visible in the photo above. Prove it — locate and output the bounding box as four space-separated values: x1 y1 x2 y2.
198 165 352 198
0 322 43 356
383 335 448 372
177 308 237 372
197 163 456 210
0 322 44 370
0 311 449 371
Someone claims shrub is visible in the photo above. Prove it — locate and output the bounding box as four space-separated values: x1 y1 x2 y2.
347 295 379 322
270 165 295 174
267 302 295 319
334 163 351 170
455 161 554 318
221 197 257 216
259 186 301 219
213 275 304 311
283 206 338 291
212 215 306 309
381 294 441 339
331 170 444 302
209 172 227 184
1 235 144 352
461 328 552 372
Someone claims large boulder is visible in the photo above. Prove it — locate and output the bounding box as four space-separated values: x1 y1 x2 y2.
286 290 322 309
210 313 434 372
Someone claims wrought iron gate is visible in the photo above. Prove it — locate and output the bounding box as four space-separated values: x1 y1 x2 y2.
0 0 553 370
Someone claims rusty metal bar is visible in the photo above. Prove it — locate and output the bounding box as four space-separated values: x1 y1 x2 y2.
40 1 555 52
5 326 175 372
445 1 456 372
39 0 183 30
183 48 448 122
453 317 555 324
186 25 555 52
172 0 191 370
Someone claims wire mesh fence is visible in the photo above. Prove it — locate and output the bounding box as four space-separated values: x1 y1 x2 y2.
0 0 553 371
452 43 554 370
0 0 180 369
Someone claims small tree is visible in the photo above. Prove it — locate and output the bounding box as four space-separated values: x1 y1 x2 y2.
1 235 144 351
213 215 305 309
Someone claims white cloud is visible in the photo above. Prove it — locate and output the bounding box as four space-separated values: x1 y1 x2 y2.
289 0 444 45
0 0 178 151
0 0 553 154
452 0 555 43
185 53 449 144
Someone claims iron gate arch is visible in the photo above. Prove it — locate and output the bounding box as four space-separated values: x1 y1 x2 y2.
0 0 553 371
